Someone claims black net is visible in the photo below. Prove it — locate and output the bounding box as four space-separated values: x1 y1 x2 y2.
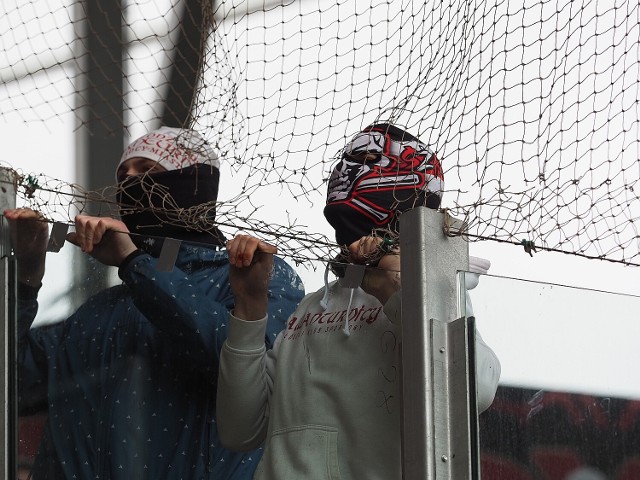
1 0 639 267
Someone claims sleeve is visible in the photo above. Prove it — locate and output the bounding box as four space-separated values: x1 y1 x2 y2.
474 330 501 413
119 252 303 367
119 253 231 365
17 283 61 414
466 255 501 413
17 282 39 338
216 312 279 451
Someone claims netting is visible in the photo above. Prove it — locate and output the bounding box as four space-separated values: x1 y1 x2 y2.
1 0 639 269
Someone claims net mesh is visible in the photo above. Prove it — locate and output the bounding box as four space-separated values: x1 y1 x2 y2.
1 0 639 268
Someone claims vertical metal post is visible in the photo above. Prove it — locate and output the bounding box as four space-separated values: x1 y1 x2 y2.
0 167 17 480
399 206 478 479
74 0 125 304
162 0 204 127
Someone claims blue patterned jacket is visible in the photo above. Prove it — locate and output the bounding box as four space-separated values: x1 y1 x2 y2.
17 243 304 480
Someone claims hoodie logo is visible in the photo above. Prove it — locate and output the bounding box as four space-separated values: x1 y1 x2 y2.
282 304 383 339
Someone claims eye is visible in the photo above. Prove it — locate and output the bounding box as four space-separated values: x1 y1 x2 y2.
117 158 163 183
140 159 161 173
116 167 127 183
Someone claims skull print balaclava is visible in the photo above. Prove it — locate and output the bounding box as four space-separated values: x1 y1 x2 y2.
323 123 444 246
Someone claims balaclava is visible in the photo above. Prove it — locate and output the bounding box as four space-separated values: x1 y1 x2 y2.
323 123 444 246
116 127 225 246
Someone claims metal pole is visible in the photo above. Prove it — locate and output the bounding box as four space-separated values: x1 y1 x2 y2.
0 167 18 480
73 0 125 305
162 0 204 127
399 206 478 479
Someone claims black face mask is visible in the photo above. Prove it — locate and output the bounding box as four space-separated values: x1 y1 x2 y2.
117 164 226 248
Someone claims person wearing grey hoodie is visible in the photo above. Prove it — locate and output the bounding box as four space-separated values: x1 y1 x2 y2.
217 123 501 479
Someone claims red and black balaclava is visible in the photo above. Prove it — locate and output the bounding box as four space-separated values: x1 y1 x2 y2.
323 123 444 246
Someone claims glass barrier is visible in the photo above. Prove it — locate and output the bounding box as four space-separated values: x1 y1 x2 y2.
470 273 640 480
13 227 307 480
16 231 129 478
12 232 640 479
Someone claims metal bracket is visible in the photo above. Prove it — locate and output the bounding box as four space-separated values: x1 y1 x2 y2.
399 207 478 479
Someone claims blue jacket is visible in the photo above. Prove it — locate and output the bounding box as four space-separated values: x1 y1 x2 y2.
18 243 304 479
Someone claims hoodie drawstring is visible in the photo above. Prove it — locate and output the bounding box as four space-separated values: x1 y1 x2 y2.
320 263 353 337
320 263 330 310
343 288 354 336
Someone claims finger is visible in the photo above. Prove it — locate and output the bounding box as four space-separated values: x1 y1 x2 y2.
227 235 276 268
348 236 381 262
239 236 260 267
66 231 79 247
231 237 248 267
4 208 40 222
256 240 277 255
242 238 278 266
7 210 48 240
226 236 240 266
74 215 96 252
227 234 250 267
73 216 87 251
90 219 109 251
3 208 21 221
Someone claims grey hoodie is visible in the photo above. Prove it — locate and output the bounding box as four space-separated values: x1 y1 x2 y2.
217 264 500 480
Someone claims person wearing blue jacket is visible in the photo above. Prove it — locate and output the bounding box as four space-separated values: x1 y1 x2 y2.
5 127 304 479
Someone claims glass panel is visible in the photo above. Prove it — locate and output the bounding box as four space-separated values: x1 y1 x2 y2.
470 273 640 480
13 222 305 479
13 226 264 480
15 235 639 479
16 231 120 477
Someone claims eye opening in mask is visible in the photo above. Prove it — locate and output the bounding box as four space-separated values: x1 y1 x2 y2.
344 151 380 163
116 158 167 184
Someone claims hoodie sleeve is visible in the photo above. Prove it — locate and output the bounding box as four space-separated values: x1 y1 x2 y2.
216 313 278 451
466 255 501 413
475 330 501 413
